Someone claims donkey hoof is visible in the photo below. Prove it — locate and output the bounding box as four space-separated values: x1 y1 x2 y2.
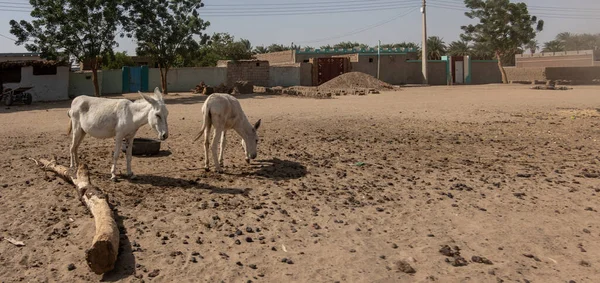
110 176 118 182
216 168 224 174
245 158 250 164
204 167 210 172
127 174 137 180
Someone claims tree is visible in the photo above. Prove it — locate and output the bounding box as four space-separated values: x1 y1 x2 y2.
195 33 253 67
103 51 135 70
381 42 420 50
426 36 447 60
267 44 290 53
461 0 543 83
525 40 538 54
253 46 268 54
542 40 564 52
553 32 600 51
10 0 125 96
331 41 369 49
448 40 472 57
126 0 210 94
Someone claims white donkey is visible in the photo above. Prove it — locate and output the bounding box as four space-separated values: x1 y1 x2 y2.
193 93 261 173
67 87 169 181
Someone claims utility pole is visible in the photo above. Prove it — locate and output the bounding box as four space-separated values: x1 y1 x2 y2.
421 0 428 85
377 40 381 80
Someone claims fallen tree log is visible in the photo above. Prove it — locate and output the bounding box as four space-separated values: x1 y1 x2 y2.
31 158 119 274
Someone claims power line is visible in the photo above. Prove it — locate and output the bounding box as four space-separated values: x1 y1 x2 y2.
0 33 17 42
428 4 600 20
204 0 419 7
199 5 420 17
201 2 419 12
296 7 418 44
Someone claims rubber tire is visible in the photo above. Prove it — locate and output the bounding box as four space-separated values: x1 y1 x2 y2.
4 94 12 106
24 93 32 105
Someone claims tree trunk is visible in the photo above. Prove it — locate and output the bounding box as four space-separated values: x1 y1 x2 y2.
31 158 119 275
159 66 169 95
91 57 101 96
496 52 508 84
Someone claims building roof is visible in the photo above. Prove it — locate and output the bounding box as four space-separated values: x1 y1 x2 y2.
0 53 41 57
296 47 417 54
0 60 68 69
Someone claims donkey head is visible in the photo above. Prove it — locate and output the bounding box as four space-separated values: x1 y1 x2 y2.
139 87 169 141
241 119 261 163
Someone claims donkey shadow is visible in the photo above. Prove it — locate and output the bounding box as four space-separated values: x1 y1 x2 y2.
129 174 248 195
242 158 307 180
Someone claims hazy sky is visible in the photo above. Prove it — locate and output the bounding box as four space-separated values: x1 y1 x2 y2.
0 0 599 54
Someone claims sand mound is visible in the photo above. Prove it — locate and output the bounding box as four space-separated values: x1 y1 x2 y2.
318 72 394 90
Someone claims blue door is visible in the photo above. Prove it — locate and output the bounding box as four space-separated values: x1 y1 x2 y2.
129 67 142 92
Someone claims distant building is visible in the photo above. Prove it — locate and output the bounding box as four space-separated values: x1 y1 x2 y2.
0 53 43 62
515 50 600 68
79 55 158 71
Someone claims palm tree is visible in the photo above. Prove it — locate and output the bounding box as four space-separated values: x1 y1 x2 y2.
525 40 539 54
425 36 447 60
240 39 252 53
253 45 268 54
447 40 471 56
542 40 564 52
471 42 494 60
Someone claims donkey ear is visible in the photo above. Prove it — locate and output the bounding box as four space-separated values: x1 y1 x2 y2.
139 91 156 104
254 119 261 130
153 87 164 102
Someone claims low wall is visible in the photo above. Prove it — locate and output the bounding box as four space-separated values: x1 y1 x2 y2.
471 61 502 84
299 63 312 86
148 67 227 92
504 67 546 83
405 61 447 85
101 69 122 94
68 71 103 97
545 66 600 83
4 66 70 102
269 64 301 87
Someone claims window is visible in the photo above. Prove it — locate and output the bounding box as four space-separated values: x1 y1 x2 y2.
0 66 22 83
369 58 374 63
256 62 260 67
33 65 57 76
303 59 309 63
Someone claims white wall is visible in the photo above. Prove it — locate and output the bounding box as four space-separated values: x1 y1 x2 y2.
69 71 103 97
148 67 227 92
269 65 301 87
4 66 70 102
101 69 122 94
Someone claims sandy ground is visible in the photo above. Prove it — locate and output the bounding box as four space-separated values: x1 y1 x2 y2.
1 84 600 283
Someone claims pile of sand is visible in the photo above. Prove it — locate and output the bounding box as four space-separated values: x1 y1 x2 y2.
318 72 394 90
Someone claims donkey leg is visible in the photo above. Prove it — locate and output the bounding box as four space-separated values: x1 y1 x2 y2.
203 124 212 171
125 137 136 179
218 130 226 168
212 128 224 173
70 128 86 168
110 137 124 181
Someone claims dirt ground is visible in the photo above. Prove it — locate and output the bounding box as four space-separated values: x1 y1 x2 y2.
1 84 600 283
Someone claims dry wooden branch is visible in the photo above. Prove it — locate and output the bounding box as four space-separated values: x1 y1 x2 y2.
32 157 119 274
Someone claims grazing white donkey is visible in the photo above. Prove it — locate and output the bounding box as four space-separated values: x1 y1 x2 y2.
193 93 261 173
67 87 169 181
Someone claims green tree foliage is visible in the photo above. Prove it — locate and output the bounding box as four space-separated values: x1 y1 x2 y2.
331 41 370 49
525 40 539 54
461 0 543 83
447 40 472 57
253 46 269 54
194 33 253 67
102 51 135 70
542 40 565 52
380 42 420 50
550 32 600 51
267 44 291 53
10 0 126 96
425 36 447 60
125 0 210 94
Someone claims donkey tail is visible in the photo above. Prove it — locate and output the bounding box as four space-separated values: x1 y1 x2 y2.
192 108 211 142
66 110 72 136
